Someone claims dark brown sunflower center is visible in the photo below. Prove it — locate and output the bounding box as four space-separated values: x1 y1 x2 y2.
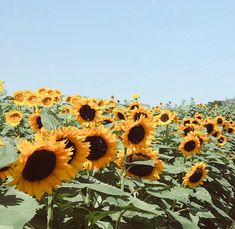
126 153 154 177
79 105 96 121
212 131 219 138
128 125 145 144
218 137 224 143
160 114 169 122
134 112 147 121
102 119 112 125
205 123 214 134
58 138 76 164
189 168 203 183
36 116 43 129
85 136 107 160
184 127 194 136
0 166 10 172
184 140 196 152
192 120 198 125
184 120 191 125
217 118 223 124
22 150 56 181
130 105 139 110
228 128 233 133
117 112 125 120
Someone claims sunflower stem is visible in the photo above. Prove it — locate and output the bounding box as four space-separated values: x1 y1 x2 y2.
120 148 127 191
47 193 54 229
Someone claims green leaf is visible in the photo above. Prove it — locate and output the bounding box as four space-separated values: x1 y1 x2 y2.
190 187 212 203
0 143 18 169
0 188 41 229
168 211 199 229
40 109 61 130
147 186 192 204
127 160 155 167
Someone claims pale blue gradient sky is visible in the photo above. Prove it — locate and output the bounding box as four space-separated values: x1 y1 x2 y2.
0 0 235 105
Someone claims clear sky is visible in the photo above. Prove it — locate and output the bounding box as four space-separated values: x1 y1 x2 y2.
0 0 235 106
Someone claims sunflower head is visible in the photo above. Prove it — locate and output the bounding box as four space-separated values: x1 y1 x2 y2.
80 126 117 170
178 133 201 157
40 95 54 107
129 107 152 122
183 162 208 188
51 127 89 176
202 119 217 135
157 110 174 125
217 135 227 147
121 116 155 150
12 91 26 105
215 116 225 125
73 98 100 127
113 108 127 121
29 110 44 132
11 135 74 199
5 110 23 127
116 148 163 180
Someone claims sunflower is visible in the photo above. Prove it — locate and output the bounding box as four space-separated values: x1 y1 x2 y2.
37 87 48 96
128 101 142 111
129 107 152 122
100 116 115 126
121 116 155 150
178 123 200 137
5 110 23 127
59 105 73 114
11 135 73 200
182 117 192 126
12 90 26 105
217 135 227 147
116 148 163 180
25 93 39 106
0 163 15 180
178 133 201 157
202 119 217 135
71 95 81 106
0 80 4 93
113 108 127 121
73 98 100 127
51 127 89 176
224 122 235 134
29 110 44 132
157 110 174 125
40 95 54 107
194 112 203 120
183 162 208 188
215 116 225 126
80 126 117 170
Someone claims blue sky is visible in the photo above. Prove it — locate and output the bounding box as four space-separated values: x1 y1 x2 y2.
0 0 235 105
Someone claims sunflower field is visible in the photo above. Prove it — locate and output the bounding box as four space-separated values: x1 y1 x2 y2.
0 80 235 229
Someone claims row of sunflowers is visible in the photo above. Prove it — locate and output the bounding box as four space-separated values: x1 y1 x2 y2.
0 81 235 229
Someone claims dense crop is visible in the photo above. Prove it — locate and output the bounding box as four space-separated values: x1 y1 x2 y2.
0 82 235 229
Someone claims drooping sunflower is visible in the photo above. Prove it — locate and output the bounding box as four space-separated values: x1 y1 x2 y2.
29 110 44 132
157 110 174 125
129 107 153 122
73 98 100 127
121 116 155 150
80 126 117 170
217 135 227 147
51 127 89 177
5 110 23 127
11 135 73 200
178 133 201 157
116 148 163 180
183 162 208 188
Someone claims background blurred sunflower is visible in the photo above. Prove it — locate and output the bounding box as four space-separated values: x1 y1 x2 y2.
5 110 23 127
